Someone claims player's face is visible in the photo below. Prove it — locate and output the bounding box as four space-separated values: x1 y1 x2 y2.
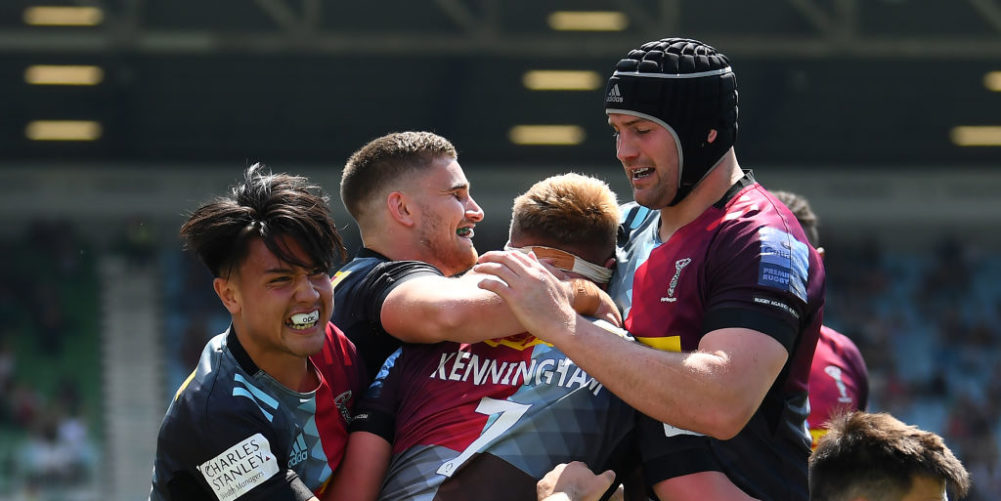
410 157 484 276
899 475 948 501
216 236 332 375
609 113 681 210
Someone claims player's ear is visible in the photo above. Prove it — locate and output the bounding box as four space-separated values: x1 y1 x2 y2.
386 191 416 227
603 257 616 269
213 277 241 315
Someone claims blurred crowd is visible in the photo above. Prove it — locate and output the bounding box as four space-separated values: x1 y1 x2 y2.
824 236 1001 500
0 221 101 499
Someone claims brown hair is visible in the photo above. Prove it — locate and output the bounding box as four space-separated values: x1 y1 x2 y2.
810 411 970 501
340 131 457 222
180 163 345 278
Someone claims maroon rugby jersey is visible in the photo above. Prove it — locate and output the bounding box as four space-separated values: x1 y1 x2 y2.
609 173 825 501
350 326 635 501
807 325 869 448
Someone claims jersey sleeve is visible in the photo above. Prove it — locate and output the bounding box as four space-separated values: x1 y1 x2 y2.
702 221 814 351
333 259 443 378
349 348 403 443
341 260 443 321
154 392 312 501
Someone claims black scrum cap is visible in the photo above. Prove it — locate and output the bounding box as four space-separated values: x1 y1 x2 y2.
605 38 738 206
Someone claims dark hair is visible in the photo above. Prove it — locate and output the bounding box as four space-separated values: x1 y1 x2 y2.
180 163 346 278
810 411 970 501
340 131 457 221
771 190 819 248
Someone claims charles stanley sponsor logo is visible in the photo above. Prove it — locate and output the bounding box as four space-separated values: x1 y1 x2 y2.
198 433 279 501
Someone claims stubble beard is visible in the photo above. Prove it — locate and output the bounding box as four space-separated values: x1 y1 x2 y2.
418 215 477 276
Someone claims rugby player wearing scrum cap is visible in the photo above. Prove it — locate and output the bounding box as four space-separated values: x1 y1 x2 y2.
476 38 826 500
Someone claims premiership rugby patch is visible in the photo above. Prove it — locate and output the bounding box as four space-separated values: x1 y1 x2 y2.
757 226 809 303
197 433 279 501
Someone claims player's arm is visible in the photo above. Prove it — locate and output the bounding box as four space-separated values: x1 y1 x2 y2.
652 471 759 501
474 250 786 439
322 431 391 501
382 270 618 345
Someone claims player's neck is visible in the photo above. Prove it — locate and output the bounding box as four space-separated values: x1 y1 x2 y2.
658 150 741 242
233 328 317 392
362 225 421 262
260 355 318 392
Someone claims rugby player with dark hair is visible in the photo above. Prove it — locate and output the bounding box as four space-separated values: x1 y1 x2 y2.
476 38 826 500
150 165 363 501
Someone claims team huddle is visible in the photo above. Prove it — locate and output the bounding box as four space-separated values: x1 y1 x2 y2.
149 38 971 501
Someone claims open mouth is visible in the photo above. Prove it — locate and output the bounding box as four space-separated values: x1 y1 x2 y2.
456 227 474 238
286 310 319 330
631 167 654 180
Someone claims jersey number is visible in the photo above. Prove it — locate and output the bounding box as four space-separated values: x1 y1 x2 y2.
436 397 530 477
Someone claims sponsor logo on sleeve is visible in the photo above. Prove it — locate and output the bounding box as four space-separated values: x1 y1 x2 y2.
757 227 809 303
197 433 279 501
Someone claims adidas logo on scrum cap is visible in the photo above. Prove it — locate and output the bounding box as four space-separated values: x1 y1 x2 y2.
606 83 623 103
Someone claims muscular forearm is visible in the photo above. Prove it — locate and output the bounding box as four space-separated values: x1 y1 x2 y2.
471 250 783 437
382 273 526 344
383 272 616 345
548 320 779 439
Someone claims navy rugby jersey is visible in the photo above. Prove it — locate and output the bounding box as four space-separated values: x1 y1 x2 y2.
330 248 443 383
150 324 362 501
351 321 636 501
609 173 825 501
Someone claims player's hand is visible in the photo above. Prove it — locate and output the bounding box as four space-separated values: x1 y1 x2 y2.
537 461 616 501
475 250 578 344
539 260 621 328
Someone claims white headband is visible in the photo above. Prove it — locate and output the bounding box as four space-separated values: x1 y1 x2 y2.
503 244 613 285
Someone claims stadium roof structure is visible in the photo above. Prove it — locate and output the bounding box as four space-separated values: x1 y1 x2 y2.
2 0 1000 166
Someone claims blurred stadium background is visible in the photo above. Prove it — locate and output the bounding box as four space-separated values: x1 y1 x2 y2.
1 0 1000 499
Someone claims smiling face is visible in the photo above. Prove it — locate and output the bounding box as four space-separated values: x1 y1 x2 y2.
214 235 333 379
608 113 683 210
409 156 484 276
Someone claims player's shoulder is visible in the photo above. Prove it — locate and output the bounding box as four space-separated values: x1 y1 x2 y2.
169 333 229 407
335 253 441 290
167 341 281 436
716 184 815 255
